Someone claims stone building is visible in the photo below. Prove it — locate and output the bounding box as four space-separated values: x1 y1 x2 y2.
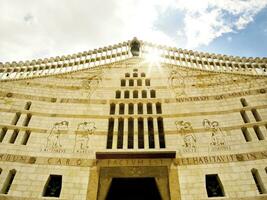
0 38 266 200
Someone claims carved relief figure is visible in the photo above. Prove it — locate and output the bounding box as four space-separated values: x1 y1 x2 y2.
203 119 230 151
168 69 186 98
175 121 197 152
82 70 103 98
44 121 69 153
74 122 96 153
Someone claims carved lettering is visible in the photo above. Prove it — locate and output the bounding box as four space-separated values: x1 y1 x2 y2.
175 89 261 102
76 159 82 166
261 152 267 158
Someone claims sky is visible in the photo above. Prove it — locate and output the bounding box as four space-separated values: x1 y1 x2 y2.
0 0 267 62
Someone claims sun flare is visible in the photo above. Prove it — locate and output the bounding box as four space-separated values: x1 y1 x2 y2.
145 49 161 64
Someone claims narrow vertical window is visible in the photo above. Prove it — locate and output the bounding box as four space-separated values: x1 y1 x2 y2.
147 103 152 114
125 73 130 77
145 79 150 86
240 98 248 107
124 90 130 98
0 128 7 143
117 118 124 149
12 112 21 125
121 79 126 87
157 117 165 148
150 90 156 98
251 109 262 122
9 129 19 144
133 90 138 98
142 90 147 98
251 168 266 194
138 103 143 114
141 73 146 77
115 90 121 99
107 118 114 149
129 79 134 86
24 101 32 110
43 175 62 197
241 127 252 142
138 118 144 148
128 118 134 149
133 73 138 77
21 130 31 145
137 79 142 86
110 103 116 115
205 174 225 197
128 103 134 115
148 118 155 148
119 103 124 115
240 111 250 123
1 169 16 194
156 102 162 114
23 114 32 127
253 125 264 140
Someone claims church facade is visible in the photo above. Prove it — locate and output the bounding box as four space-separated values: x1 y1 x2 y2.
0 38 266 199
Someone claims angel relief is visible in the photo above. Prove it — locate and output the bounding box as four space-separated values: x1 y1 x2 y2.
82 69 103 98
43 121 68 153
74 122 96 153
168 68 187 99
203 119 230 151
175 121 197 153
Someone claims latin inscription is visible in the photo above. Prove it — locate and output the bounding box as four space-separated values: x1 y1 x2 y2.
174 89 266 103
0 151 266 166
175 151 267 166
0 153 36 164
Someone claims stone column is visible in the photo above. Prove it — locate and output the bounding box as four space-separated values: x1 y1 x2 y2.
123 117 128 149
87 166 100 200
143 117 149 149
112 119 118 149
154 117 160 149
133 118 138 149
169 164 181 200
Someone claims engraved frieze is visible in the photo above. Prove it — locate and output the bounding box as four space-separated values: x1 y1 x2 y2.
42 121 68 153
82 69 103 98
175 121 197 153
168 68 186 98
74 121 96 153
203 119 230 152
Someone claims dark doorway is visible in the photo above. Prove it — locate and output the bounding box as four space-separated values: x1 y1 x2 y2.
106 178 162 200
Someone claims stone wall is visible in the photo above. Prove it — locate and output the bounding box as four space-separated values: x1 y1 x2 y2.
0 57 266 199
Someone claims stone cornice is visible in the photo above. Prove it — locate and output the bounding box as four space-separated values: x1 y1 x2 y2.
0 38 266 81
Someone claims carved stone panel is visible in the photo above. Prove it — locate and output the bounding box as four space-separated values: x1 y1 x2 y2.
203 119 230 152
42 121 69 153
175 121 197 153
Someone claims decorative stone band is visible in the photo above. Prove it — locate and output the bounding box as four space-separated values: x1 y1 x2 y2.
0 151 266 167
0 39 266 81
0 196 265 200
1 104 267 119
0 120 266 135
0 87 266 105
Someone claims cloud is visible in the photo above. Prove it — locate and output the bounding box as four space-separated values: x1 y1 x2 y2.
168 0 267 48
0 0 266 62
0 0 175 62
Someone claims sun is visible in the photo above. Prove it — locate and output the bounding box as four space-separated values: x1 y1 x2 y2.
145 49 161 64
